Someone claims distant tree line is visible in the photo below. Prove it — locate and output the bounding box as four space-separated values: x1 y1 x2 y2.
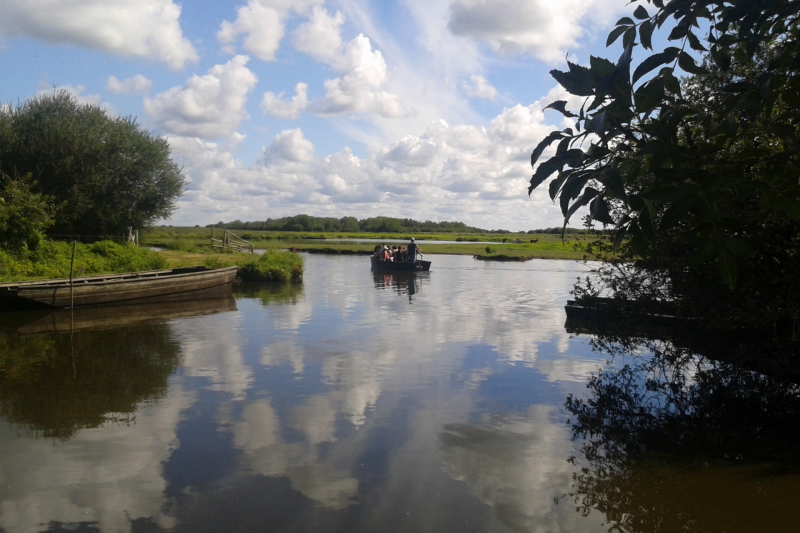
209 215 518 234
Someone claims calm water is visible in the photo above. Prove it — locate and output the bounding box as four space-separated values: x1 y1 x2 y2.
1 254 800 533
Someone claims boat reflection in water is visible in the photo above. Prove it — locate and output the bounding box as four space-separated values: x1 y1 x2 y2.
0 292 237 440
372 270 429 302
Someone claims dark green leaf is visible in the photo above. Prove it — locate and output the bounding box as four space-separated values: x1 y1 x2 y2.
615 16 635 26
550 69 594 96
723 237 754 258
622 27 637 48
668 23 688 40
544 100 578 118
633 5 649 20
589 196 615 224
776 195 800 219
632 49 679 83
587 110 607 134
686 30 707 51
607 25 629 47
565 187 600 226
639 19 654 50
634 78 666 113
549 171 569 201
717 248 738 289
530 131 564 168
599 167 627 200
613 225 628 251
678 51 706 75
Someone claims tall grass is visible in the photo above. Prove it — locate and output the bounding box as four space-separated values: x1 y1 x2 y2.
0 240 168 283
238 250 304 283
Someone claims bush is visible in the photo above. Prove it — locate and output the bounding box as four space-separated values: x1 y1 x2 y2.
0 177 53 253
238 251 303 283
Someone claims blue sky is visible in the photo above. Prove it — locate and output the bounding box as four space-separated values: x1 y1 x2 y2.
0 0 637 230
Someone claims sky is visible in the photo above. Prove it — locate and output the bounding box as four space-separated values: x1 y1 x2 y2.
0 0 635 231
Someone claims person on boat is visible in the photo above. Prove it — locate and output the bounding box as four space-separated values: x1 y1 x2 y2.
407 238 420 262
374 244 382 258
382 245 392 261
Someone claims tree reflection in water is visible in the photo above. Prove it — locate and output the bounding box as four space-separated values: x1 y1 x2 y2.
565 334 800 533
233 281 304 307
0 322 181 440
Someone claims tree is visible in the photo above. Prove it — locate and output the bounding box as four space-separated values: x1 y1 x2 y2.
0 175 53 252
0 90 186 236
530 0 800 290
529 0 800 346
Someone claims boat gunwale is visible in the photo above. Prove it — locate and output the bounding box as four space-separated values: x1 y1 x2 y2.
0 266 239 292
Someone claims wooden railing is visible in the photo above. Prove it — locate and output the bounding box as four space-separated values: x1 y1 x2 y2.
211 227 254 253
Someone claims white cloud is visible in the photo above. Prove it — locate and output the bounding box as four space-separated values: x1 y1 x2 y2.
168 88 570 230
462 74 497 100
144 55 258 139
312 34 411 118
262 82 308 119
218 0 324 61
106 75 152 96
292 6 345 62
262 128 315 163
0 0 197 70
448 0 589 63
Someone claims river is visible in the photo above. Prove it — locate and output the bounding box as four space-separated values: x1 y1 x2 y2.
1 254 799 532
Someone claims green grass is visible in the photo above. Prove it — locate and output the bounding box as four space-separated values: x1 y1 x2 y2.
0 240 168 283
0 242 306 284
141 227 599 261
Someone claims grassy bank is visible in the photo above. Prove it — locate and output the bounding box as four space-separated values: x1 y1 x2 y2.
0 241 168 283
142 227 596 261
0 241 305 284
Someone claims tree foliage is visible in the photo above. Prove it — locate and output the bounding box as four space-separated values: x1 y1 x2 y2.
0 175 53 253
530 0 800 290
0 90 186 236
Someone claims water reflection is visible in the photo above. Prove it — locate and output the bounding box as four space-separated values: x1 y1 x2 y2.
372 271 427 302
0 322 182 440
0 255 618 532
564 334 800 533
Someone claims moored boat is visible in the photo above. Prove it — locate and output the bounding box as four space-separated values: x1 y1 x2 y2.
370 256 431 272
0 266 238 311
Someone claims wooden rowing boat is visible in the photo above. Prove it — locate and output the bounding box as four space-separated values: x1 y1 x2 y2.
370 256 431 272
0 266 238 311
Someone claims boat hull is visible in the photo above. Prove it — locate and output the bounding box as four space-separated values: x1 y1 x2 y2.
370 257 431 272
0 266 238 311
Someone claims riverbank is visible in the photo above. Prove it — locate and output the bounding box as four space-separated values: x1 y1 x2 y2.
143 227 596 261
0 242 303 284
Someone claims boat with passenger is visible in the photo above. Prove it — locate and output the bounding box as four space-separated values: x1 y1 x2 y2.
370 238 431 272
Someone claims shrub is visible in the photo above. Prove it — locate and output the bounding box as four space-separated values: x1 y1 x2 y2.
238 251 303 283
0 177 53 253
